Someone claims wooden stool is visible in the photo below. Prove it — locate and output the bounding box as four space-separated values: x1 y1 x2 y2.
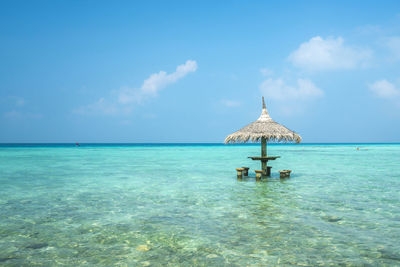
241 167 249 176
236 168 244 179
255 170 264 181
279 170 292 178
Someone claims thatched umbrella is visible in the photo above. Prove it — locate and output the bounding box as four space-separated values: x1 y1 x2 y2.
225 97 301 174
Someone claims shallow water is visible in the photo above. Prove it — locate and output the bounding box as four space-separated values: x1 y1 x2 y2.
0 143 399 266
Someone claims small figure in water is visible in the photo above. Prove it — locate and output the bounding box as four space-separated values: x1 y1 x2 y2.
75 142 80 147
356 147 360 151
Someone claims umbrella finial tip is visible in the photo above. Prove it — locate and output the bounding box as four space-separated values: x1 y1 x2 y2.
262 96 266 109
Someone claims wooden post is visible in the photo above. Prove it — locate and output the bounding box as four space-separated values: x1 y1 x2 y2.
241 167 249 176
267 166 272 176
261 137 267 176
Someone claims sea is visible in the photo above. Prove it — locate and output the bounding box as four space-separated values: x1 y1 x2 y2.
0 143 399 266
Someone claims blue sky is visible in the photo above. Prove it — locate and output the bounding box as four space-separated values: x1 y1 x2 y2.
1 0 400 143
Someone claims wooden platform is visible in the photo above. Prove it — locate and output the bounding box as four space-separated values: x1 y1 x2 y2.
248 156 280 161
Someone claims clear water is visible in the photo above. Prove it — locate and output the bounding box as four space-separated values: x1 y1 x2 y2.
0 143 399 266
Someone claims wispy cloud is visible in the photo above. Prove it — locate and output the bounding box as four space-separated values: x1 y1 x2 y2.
5 96 26 107
369 79 400 98
3 110 42 120
75 60 197 115
288 36 372 71
118 60 197 104
73 97 122 115
355 24 384 36
221 99 241 107
15 97 25 107
385 36 400 60
260 68 274 77
2 96 42 120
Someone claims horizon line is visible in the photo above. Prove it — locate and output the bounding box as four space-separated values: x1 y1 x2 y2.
1 142 399 145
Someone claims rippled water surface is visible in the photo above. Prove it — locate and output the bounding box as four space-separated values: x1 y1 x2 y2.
0 143 399 266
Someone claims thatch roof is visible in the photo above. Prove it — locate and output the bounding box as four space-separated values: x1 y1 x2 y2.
224 97 302 144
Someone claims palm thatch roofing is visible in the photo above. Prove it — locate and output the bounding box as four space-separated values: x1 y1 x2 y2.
224 97 302 144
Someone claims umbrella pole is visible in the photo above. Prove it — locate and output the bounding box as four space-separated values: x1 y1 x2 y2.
261 137 267 175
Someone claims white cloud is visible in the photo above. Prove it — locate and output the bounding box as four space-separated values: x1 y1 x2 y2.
118 60 197 104
369 79 400 98
75 60 197 115
288 36 372 71
260 68 274 77
221 99 241 107
259 78 323 101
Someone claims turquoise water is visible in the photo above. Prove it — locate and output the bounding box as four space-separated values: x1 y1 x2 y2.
0 143 400 266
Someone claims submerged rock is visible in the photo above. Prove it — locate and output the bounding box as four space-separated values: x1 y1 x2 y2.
136 244 150 252
322 216 342 223
206 254 218 259
26 243 48 249
0 257 15 263
378 249 400 261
